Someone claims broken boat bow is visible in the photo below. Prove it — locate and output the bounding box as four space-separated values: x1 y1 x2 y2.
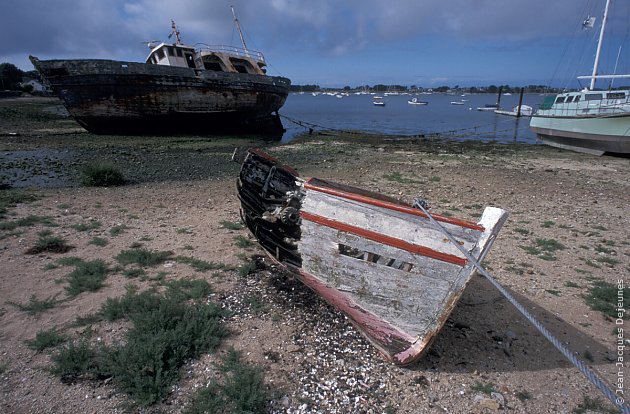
237 148 509 365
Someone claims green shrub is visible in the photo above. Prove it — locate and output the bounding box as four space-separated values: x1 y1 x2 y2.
10 294 58 316
115 248 173 267
175 256 233 272
220 220 244 230
81 162 125 187
89 237 108 247
50 285 228 407
238 260 258 277
234 235 253 248
109 224 128 236
104 298 227 406
0 215 56 231
50 341 102 383
0 189 38 219
26 329 67 352
584 280 629 319
186 349 268 414
65 260 109 296
101 289 163 322
26 234 72 254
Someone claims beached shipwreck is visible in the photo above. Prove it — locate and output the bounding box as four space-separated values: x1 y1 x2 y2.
237 149 508 365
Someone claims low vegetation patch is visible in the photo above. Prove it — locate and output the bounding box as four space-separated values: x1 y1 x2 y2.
174 256 234 272
9 294 59 316
234 235 254 248
0 189 38 219
238 260 259 277
382 171 419 184
115 248 173 267
65 259 110 296
109 224 128 236
0 214 56 231
81 161 125 187
26 233 73 254
220 220 244 230
584 280 629 319
519 238 565 261
25 329 67 352
185 349 269 414
471 381 495 395
573 395 618 414
51 280 228 407
88 237 108 247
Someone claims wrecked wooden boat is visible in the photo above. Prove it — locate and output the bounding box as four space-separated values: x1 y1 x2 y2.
30 17 290 136
237 149 508 365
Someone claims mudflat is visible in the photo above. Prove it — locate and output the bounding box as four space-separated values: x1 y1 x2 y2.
1 97 628 413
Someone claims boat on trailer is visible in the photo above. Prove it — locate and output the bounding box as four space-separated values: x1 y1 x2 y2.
237 148 509 365
30 11 290 136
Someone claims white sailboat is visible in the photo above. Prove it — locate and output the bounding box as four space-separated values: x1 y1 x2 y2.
529 0 630 155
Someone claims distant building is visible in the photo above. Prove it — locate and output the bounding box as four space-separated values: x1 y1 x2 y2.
20 79 46 93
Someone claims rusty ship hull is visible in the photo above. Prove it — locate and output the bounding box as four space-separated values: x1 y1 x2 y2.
30 57 290 135
237 149 508 365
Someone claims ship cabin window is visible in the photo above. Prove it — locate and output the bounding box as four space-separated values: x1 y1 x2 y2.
555 96 566 104
229 58 253 74
565 96 574 103
574 95 581 103
176 48 183 57
156 49 166 60
607 92 625 100
202 55 225 72
204 61 224 71
185 53 196 68
585 93 603 101
167 47 175 56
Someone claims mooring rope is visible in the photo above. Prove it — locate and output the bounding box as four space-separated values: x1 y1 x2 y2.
412 200 629 413
279 113 529 141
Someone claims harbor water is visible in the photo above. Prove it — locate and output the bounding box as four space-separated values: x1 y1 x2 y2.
280 92 542 144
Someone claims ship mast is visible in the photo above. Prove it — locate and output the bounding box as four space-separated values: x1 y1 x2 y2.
231 6 250 56
590 0 611 90
170 20 182 45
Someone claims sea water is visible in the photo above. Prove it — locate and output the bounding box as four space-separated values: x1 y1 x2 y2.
280 92 542 144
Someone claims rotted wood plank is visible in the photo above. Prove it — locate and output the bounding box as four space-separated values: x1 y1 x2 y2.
300 220 464 282
301 251 454 337
301 211 468 266
301 191 479 258
304 181 484 231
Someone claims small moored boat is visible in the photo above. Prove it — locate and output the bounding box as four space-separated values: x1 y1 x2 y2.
372 96 385 106
408 98 428 105
237 149 508 365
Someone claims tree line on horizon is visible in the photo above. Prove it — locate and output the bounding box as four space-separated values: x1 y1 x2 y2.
291 83 565 94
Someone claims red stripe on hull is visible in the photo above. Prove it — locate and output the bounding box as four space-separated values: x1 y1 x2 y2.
304 181 484 231
301 211 467 267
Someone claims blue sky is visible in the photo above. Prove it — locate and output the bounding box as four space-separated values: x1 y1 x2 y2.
2 0 629 88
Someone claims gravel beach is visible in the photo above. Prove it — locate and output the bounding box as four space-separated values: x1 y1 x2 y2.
1 97 629 413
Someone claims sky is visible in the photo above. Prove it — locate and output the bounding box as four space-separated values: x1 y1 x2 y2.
2 0 629 88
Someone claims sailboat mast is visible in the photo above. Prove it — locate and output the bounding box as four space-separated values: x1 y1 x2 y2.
231 6 250 56
590 0 611 90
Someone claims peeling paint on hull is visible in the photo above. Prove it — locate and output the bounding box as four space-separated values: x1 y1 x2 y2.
237 149 509 365
30 57 290 135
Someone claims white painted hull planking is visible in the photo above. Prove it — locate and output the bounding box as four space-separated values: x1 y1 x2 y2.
237 149 509 365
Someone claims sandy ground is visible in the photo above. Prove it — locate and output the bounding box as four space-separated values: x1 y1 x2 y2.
1 97 629 413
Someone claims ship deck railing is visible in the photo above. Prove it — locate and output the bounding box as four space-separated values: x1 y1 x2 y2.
194 44 265 63
536 98 630 117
